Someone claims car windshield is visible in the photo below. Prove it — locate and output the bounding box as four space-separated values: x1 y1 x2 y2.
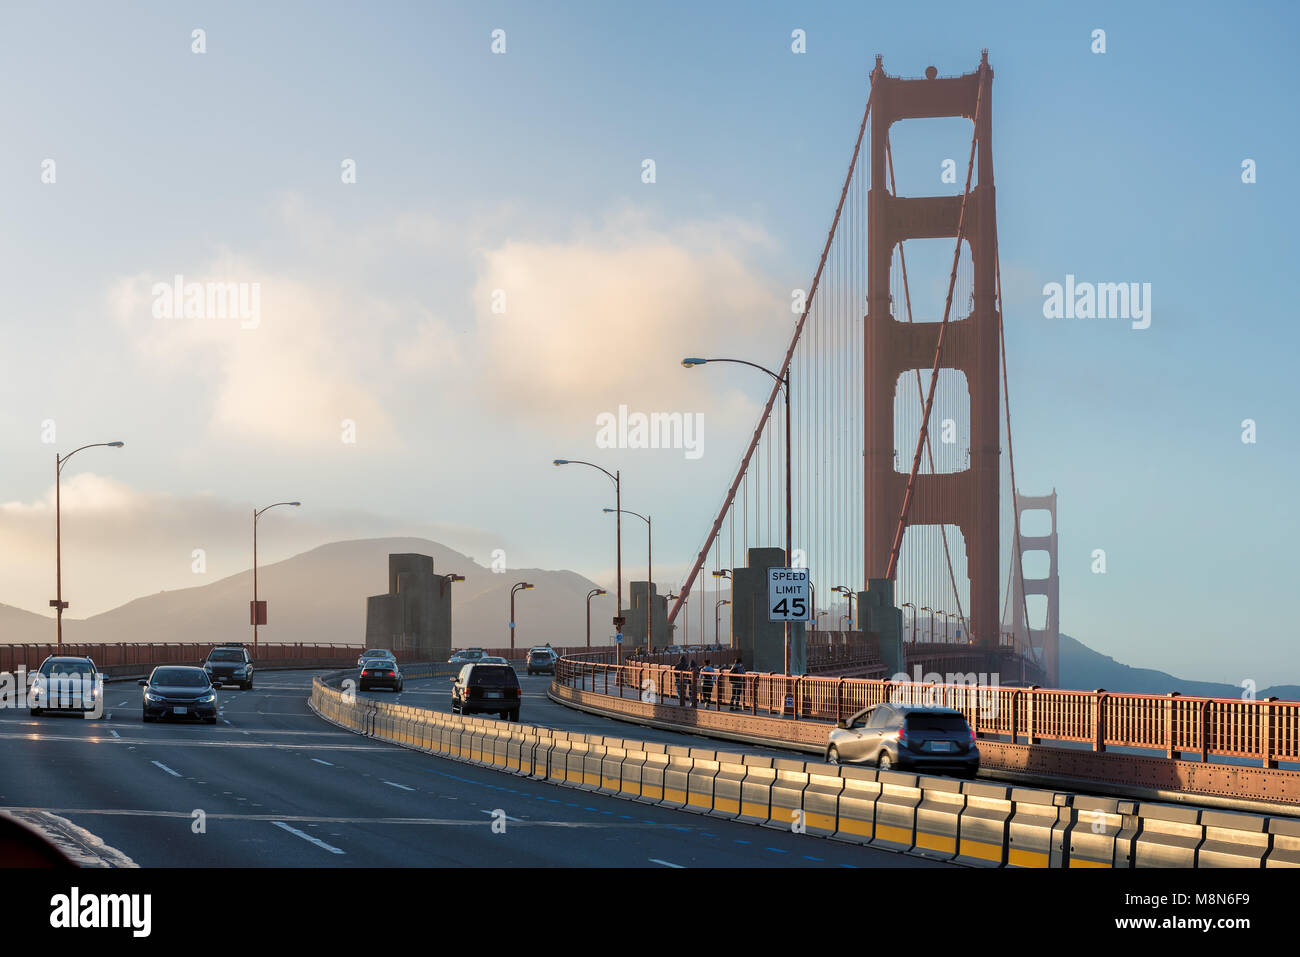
40 660 94 677
209 649 243 661
905 712 969 732
365 650 393 658
152 668 209 687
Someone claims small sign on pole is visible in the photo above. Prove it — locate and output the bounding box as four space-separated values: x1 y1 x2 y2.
767 568 811 622
250 600 267 625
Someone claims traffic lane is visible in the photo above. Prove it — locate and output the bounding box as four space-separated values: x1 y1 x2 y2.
367 674 805 761
4 674 940 867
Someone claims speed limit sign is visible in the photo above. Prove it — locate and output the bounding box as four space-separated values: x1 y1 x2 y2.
768 567 811 622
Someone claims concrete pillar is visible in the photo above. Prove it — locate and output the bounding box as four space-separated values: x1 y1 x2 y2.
365 553 452 662
621 582 666 652
730 547 803 674
860 578 905 677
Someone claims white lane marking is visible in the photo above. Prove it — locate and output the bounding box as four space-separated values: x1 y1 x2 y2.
311 758 334 766
109 730 120 739
272 820 345 854
480 809 523 822
150 761 182 778
383 781 414 791
116 701 127 707
650 858 685 868
2 805 641 828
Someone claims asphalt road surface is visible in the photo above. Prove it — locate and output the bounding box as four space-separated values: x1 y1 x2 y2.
0 670 945 868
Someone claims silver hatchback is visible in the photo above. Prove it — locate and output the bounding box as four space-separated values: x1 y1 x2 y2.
825 703 979 778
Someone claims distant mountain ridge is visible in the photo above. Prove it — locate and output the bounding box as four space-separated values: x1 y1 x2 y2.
0 537 615 650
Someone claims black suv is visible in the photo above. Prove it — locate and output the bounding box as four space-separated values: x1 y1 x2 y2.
526 647 557 675
450 663 521 720
203 644 254 689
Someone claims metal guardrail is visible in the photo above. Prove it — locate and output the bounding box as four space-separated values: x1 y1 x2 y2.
0 641 363 674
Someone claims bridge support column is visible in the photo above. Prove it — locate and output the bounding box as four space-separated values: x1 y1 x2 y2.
859 578 905 677
730 547 804 674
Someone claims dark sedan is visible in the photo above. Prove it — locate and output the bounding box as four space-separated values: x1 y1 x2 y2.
140 666 218 723
360 659 403 692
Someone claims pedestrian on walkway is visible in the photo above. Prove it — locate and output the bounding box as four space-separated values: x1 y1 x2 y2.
700 659 717 707
728 656 746 711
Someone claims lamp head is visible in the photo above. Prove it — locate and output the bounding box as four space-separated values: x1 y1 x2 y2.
553 459 569 466
107 441 125 448
681 357 707 368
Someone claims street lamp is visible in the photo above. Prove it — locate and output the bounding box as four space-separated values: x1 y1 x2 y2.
833 585 856 632
252 501 301 654
585 587 607 649
605 507 651 653
665 592 687 646
509 582 534 653
920 606 934 643
684 356 792 673
440 572 465 599
52 441 125 651
715 598 731 647
939 610 953 642
554 459 623 662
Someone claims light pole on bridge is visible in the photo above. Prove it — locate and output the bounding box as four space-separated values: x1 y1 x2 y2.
585 587 606 649
684 357 792 674
509 582 534 654
554 459 623 664
252 500 300 657
53 441 125 652
605 507 650 654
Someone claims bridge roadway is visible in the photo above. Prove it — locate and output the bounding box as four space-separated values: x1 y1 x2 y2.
0 669 941 868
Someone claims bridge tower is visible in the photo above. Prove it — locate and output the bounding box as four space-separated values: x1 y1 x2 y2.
1010 491 1060 686
864 53 1001 648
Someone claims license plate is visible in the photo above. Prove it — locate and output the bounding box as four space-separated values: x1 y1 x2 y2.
173 706 187 715
929 740 954 752
485 691 502 698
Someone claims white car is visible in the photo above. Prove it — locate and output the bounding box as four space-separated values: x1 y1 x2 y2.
29 656 102 718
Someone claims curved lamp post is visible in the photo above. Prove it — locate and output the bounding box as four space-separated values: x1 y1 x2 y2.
585 587 607 649
509 582 534 653
685 356 792 673
53 441 125 651
833 585 856 633
605 507 650 653
554 459 622 663
901 601 916 643
920 605 934 643
253 501 300 654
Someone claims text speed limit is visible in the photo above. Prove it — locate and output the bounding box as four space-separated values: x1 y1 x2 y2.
768 567 811 622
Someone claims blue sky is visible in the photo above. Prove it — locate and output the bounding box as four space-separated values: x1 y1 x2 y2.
0 1 1296 684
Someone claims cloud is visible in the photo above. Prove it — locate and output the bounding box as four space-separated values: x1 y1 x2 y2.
470 211 787 420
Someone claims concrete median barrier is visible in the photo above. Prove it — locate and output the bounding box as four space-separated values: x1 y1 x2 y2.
737 757 775 824
956 781 1011 867
548 734 574 785
638 749 670 804
1057 795 1134 868
1007 788 1068 868
912 775 965 861
599 745 627 795
1133 803 1203 868
765 759 811 831
871 770 920 852
801 763 843 837
685 750 719 814
661 746 693 809
579 740 607 790
709 753 748 819
1265 817 1300 867
1196 809 1269 868
619 747 649 799
832 766 880 844
565 737 592 788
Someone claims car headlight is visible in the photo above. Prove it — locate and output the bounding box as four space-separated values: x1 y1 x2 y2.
233 666 246 674
144 692 163 702
198 692 216 703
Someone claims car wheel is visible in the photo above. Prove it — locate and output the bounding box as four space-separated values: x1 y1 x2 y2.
877 750 893 771
509 710 520 722
204 716 217 724
827 745 840 765
142 714 153 723
396 682 403 693
244 680 253 690
29 708 41 717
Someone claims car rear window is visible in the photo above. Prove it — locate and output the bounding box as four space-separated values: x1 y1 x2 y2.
905 712 969 732
472 666 515 687
152 668 209 686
